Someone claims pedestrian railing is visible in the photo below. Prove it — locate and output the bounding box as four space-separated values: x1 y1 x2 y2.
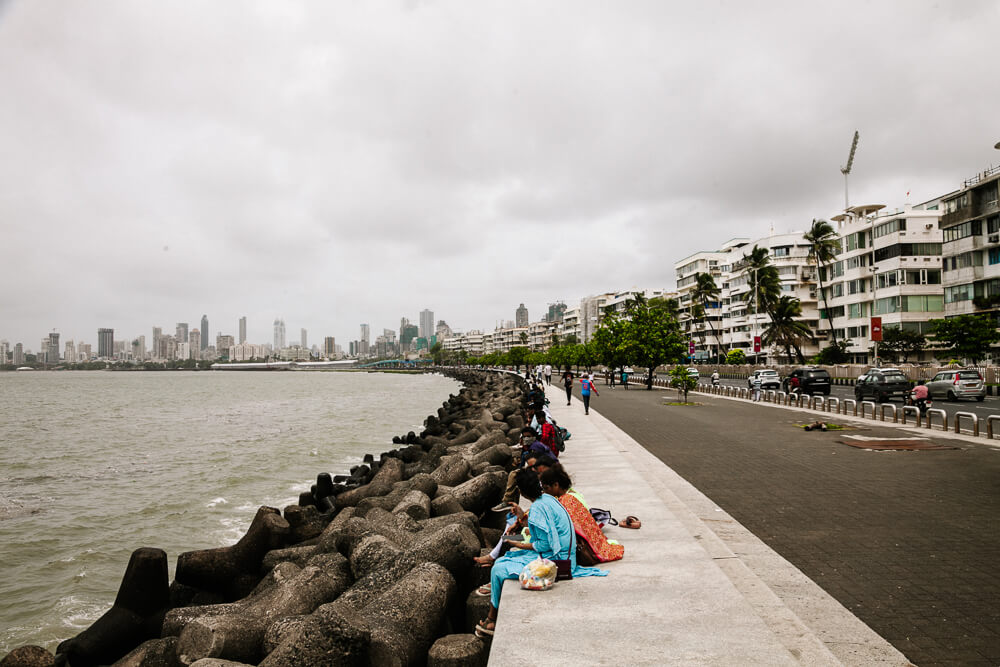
925 408 948 431
900 405 921 427
953 411 979 437
986 415 1000 439
699 379 1000 440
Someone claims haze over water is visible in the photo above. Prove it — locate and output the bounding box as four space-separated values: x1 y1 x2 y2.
0 370 460 654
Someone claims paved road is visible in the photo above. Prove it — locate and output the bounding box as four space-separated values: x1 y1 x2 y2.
574 384 1000 667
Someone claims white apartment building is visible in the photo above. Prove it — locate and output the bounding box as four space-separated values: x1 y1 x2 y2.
675 240 749 361
939 166 1000 318
230 342 266 361
827 202 944 362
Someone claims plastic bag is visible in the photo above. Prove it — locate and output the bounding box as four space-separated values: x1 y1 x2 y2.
519 557 557 591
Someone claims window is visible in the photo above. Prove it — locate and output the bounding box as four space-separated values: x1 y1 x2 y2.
875 296 900 314
846 255 866 270
874 218 906 238
903 295 943 312
874 243 943 262
982 183 999 208
847 325 869 338
905 269 941 284
843 232 867 252
772 246 790 257
830 283 844 298
847 278 867 295
944 192 970 214
820 306 845 318
988 215 1000 234
990 248 1000 265
828 261 845 278
848 303 866 318
943 220 982 243
945 283 976 303
876 271 900 289
944 251 984 271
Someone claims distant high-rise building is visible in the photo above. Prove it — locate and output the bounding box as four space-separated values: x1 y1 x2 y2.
360 323 370 345
324 337 336 358
239 316 247 344
176 323 189 343
189 329 201 360
400 324 418 349
47 333 60 364
77 343 91 360
435 320 452 339
64 340 76 363
151 327 162 359
0 341 9 365
177 342 190 360
273 318 286 350
13 342 24 366
200 315 209 351
131 337 146 361
546 302 567 323
419 310 434 339
516 303 529 328
216 334 234 358
301 328 307 349
98 328 114 358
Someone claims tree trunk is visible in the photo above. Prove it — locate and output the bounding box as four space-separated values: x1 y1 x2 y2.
816 266 839 347
646 367 654 390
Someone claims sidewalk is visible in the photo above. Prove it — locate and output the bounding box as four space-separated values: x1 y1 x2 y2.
488 383 910 666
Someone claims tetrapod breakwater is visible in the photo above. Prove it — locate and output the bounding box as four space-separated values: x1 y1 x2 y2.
1 369 526 667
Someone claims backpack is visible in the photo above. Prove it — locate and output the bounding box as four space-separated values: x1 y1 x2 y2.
553 426 569 452
589 507 618 527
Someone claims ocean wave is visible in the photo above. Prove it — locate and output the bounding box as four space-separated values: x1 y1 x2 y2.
206 497 228 508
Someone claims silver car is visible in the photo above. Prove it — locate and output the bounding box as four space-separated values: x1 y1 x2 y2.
926 369 986 402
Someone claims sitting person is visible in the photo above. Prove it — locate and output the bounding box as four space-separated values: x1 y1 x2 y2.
541 464 624 564
490 428 554 513
475 469 608 637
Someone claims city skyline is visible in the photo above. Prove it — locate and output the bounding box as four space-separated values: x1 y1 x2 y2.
2 2 1000 348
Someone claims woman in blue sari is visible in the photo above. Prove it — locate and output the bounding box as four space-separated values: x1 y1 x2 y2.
476 468 607 637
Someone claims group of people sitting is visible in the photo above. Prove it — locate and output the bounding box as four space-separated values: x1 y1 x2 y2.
473 378 638 638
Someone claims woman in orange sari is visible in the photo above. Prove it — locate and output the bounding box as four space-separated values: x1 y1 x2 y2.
540 465 624 563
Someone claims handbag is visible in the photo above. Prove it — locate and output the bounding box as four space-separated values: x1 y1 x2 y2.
553 558 573 581
576 538 600 566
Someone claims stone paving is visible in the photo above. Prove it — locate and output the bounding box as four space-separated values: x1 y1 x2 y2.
584 383 1000 667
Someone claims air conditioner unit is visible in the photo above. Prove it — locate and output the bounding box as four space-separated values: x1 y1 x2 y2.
925 223 934 229
990 234 999 243
808 291 817 299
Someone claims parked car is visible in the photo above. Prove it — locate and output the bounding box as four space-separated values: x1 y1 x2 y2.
854 368 911 402
747 369 781 390
856 367 902 383
686 367 700 379
781 367 832 395
926 369 986 402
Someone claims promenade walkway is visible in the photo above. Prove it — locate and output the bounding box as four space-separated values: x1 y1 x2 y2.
488 382 913 666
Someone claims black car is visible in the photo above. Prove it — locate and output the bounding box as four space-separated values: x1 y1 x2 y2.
854 369 911 403
781 367 831 395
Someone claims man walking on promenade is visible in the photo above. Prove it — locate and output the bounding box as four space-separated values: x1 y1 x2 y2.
580 372 599 415
544 363 553 386
562 370 574 405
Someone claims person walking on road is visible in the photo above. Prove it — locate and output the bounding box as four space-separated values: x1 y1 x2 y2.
752 373 762 402
544 363 553 386
621 368 629 390
580 372 599 415
562 370 574 405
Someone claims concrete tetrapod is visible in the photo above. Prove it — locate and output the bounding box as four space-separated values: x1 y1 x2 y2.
175 507 289 601
55 547 170 667
260 562 456 667
175 553 352 665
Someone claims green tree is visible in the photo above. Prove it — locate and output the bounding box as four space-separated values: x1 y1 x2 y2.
669 365 698 403
761 296 813 363
591 316 629 378
726 349 746 365
430 342 444 365
814 340 851 365
878 327 927 363
519 331 529 347
804 219 843 347
744 245 781 318
929 314 1000 365
691 272 725 363
507 346 530 372
606 295 687 390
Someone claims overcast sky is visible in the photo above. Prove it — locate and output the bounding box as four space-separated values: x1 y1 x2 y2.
2 0 999 350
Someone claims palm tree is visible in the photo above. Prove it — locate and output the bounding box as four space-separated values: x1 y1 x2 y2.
804 218 842 347
744 245 781 318
691 272 724 362
762 296 814 363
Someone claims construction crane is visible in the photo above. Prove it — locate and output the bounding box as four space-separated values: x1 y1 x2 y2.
840 130 860 209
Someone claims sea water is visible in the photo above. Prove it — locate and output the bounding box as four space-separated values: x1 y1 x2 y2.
0 370 460 654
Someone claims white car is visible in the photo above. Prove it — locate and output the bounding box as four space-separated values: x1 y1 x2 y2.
747 369 781 389
686 367 700 379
